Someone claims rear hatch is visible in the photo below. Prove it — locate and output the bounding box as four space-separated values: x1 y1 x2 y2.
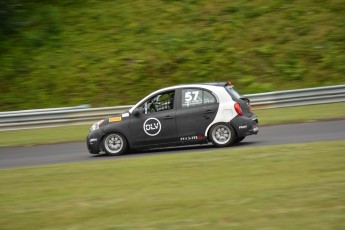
225 85 253 117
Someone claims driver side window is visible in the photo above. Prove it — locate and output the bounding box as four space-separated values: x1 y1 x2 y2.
138 90 175 114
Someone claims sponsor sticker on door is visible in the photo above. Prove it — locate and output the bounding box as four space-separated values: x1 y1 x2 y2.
143 118 161 136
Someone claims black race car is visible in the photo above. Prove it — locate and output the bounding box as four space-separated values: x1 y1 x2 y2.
87 82 258 155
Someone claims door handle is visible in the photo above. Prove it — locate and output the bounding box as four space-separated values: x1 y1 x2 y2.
203 110 214 114
164 116 173 120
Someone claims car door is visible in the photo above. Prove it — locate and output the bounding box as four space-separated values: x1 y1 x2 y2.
129 90 179 148
176 88 219 141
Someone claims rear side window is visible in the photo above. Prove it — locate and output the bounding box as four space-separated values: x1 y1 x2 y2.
181 89 217 108
204 91 217 104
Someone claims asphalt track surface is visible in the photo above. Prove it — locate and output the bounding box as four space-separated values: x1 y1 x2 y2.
0 120 344 169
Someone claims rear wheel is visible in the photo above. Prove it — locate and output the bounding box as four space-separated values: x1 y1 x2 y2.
209 123 236 147
102 133 127 156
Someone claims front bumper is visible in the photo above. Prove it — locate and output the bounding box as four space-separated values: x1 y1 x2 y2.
86 130 102 154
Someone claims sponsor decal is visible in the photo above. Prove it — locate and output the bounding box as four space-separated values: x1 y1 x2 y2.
90 138 97 142
109 117 122 122
122 113 129 118
239 125 247 129
180 135 204 141
143 118 161 136
183 90 202 107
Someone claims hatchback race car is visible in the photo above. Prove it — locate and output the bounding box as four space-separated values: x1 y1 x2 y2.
87 82 258 155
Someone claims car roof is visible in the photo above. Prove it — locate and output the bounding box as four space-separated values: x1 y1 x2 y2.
152 82 228 94
176 82 227 87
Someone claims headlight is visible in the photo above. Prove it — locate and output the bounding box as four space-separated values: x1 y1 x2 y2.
90 119 104 131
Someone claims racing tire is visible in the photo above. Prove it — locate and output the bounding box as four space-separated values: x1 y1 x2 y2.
102 133 127 156
234 136 245 144
209 123 236 147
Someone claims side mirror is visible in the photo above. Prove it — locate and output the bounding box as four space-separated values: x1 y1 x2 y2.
133 108 145 116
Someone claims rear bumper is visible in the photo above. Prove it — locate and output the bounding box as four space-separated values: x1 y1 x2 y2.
246 122 259 135
230 115 259 137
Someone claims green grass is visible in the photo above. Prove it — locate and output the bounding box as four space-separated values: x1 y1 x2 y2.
255 102 345 125
0 141 344 229
1 0 344 111
0 102 344 148
0 124 91 148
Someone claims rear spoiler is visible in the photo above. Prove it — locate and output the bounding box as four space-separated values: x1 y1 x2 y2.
225 81 233 87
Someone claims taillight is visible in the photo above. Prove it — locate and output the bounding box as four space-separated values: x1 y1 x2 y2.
234 102 243 116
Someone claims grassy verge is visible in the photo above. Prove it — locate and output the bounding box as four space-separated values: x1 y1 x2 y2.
255 102 345 125
0 102 344 148
0 124 90 148
0 141 344 229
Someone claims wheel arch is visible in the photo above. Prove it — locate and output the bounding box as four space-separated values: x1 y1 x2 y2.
99 129 131 152
206 122 239 141
208 122 236 147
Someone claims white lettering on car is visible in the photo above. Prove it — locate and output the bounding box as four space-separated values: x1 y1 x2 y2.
184 91 199 102
183 90 202 107
180 136 204 141
122 113 129 118
143 118 161 136
145 123 159 130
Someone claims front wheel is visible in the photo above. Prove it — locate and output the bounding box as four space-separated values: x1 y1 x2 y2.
102 133 127 156
209 123 236 147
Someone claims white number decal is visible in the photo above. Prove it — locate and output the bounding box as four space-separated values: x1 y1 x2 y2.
192 91 199 101
185 91 199 102
185 92 193 102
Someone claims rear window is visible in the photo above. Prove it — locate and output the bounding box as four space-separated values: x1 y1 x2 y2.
225 86 242 100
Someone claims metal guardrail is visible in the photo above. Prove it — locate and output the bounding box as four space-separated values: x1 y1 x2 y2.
0 105 133 131
246 84 345 109
1 85 344 131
